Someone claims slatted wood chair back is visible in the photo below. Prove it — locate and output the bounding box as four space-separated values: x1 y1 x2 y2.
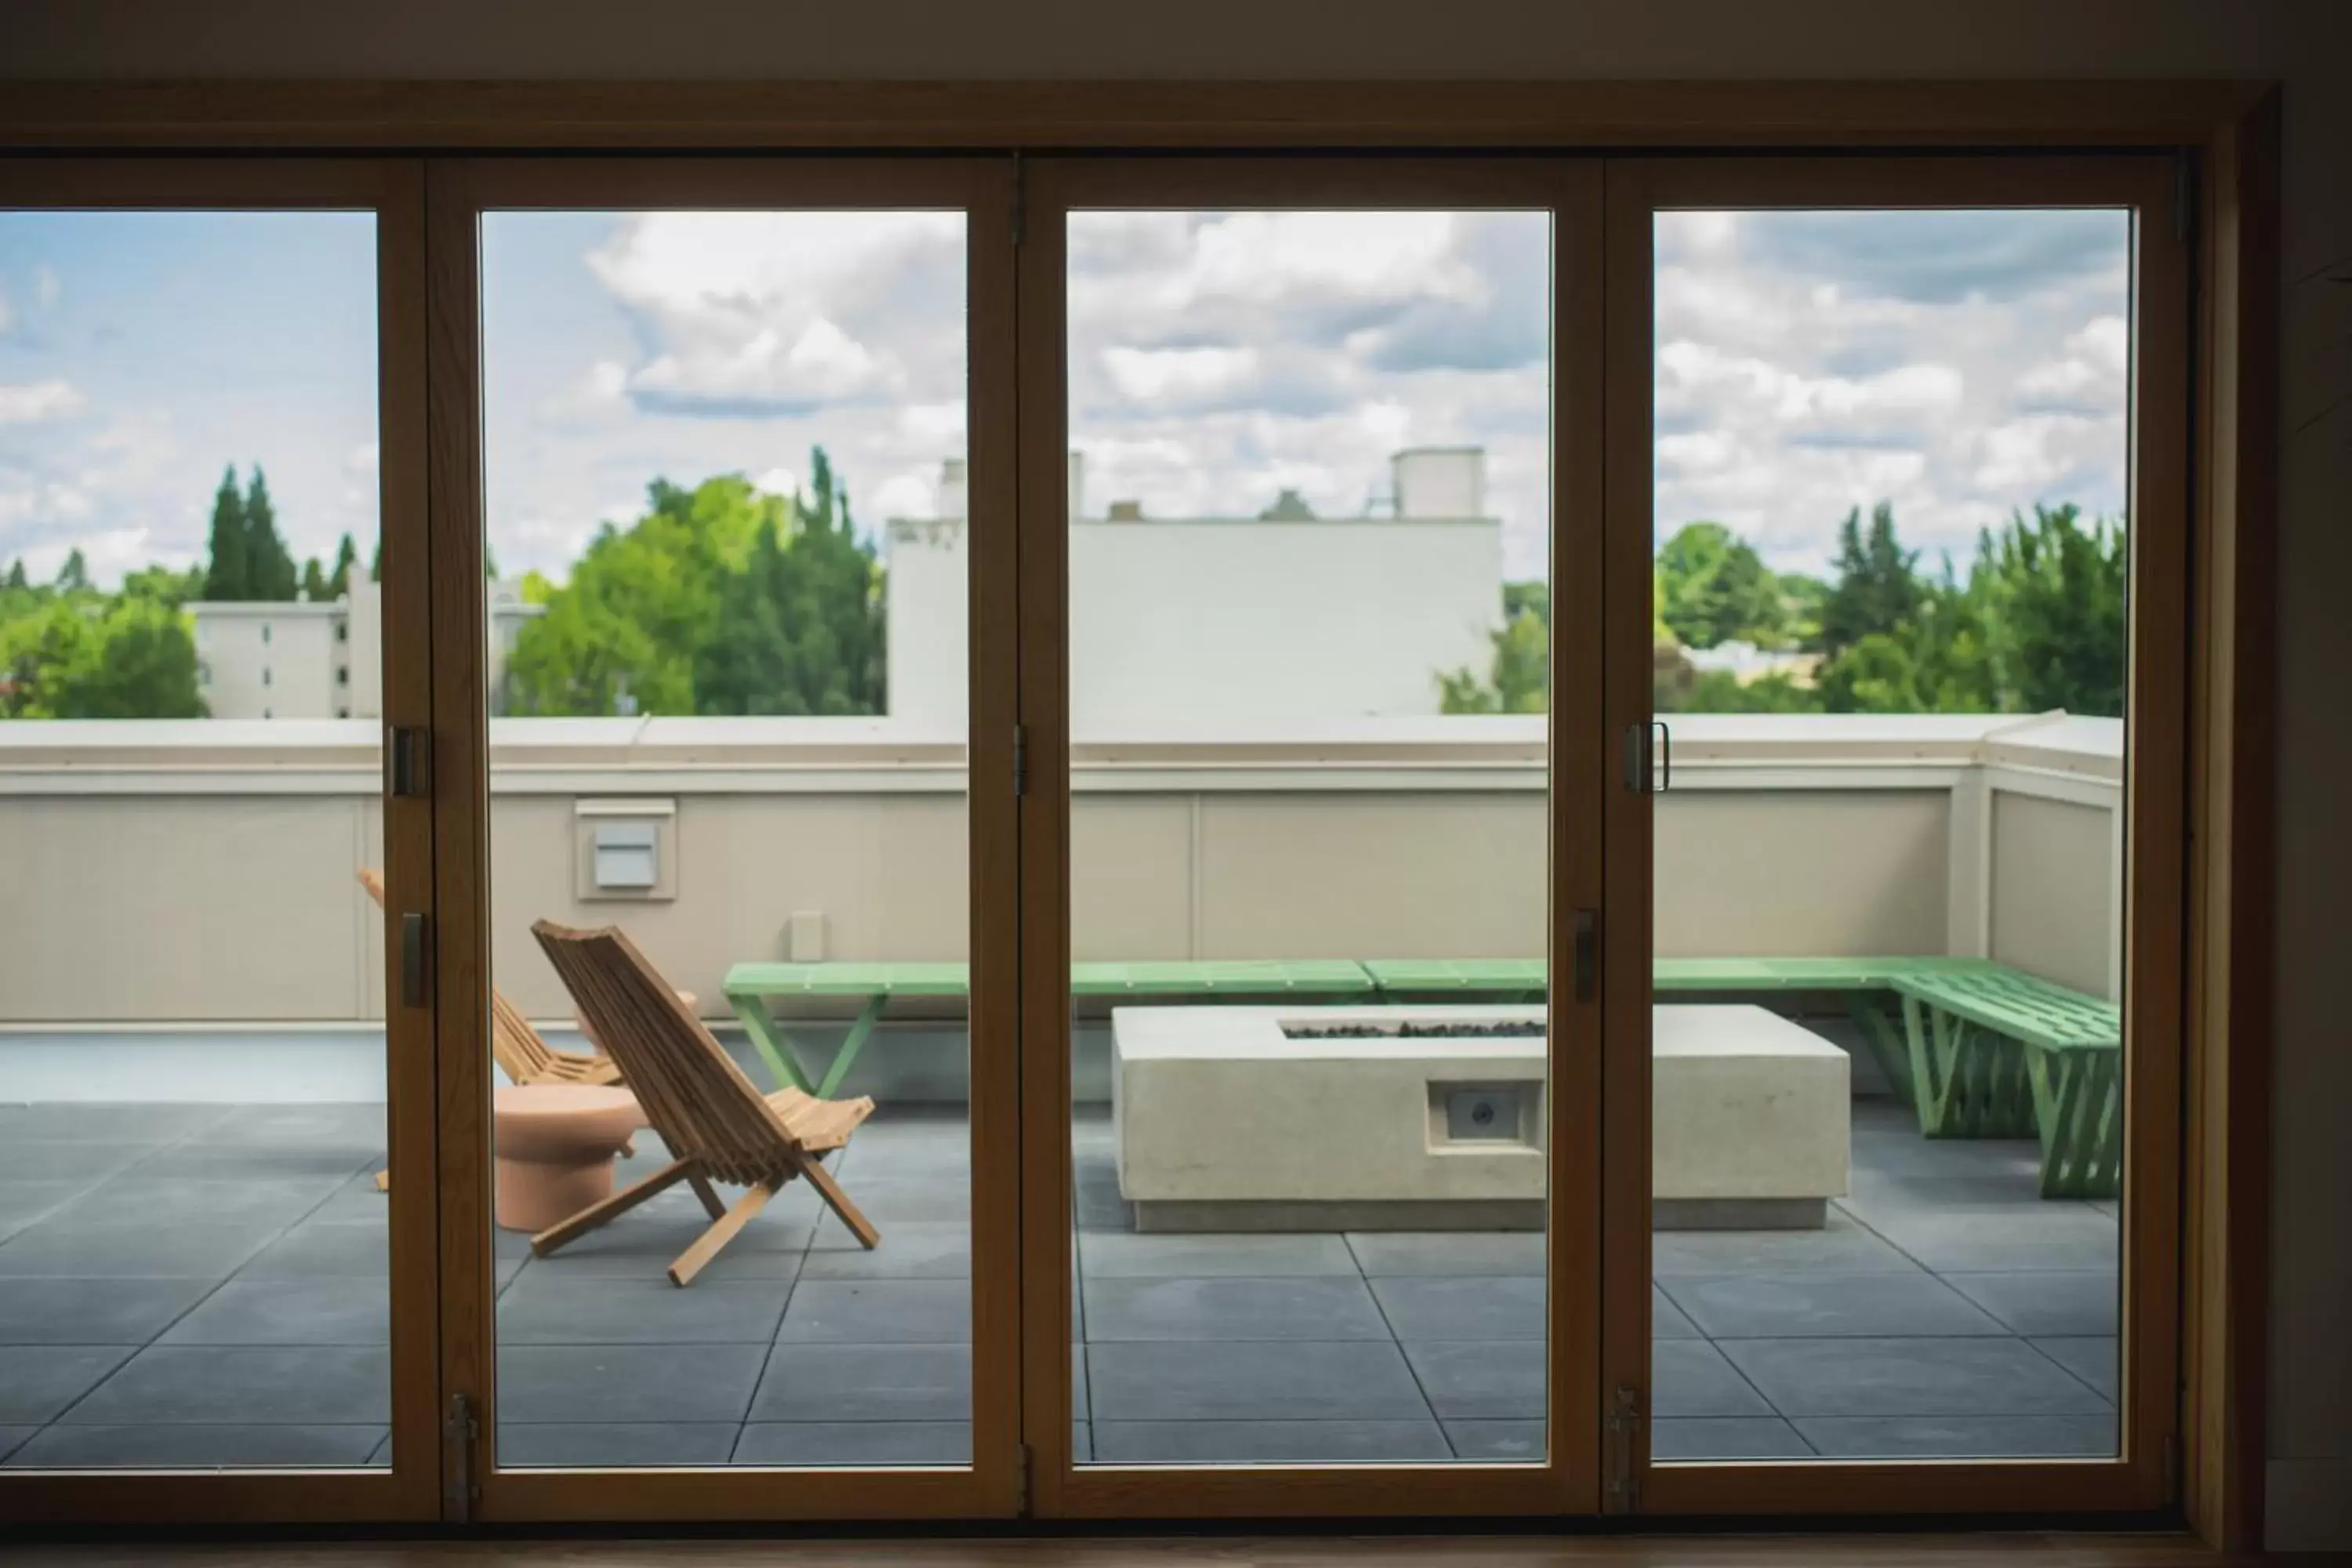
489 989 562 1083
532 920 800 1187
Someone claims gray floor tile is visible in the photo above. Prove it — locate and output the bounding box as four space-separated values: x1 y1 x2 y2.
1399 1340 1545 1420
0 1143 149 1181
162 1279 387 1346
525 1215 814 1281
62 1345 390 1425
0 1181 97 1241
193 1105 385 1145
5 1423 385 1469
1836 1201 2119 1273
1650 1339 1774 1418
1072 1421 1091 1464
1719 1338 2115 1418
776 1279 970 1344
49 1176 339 1233
0 1221 280 1279
495 1343 768 1425
239 1219 390 1280
1443 1420 1546 1461
1653 1214 1923 1277
1659 1271 2006 1339
1652 1285 1701 1339
1345 1232 1544 1278
1370 1276 1544 1341
1080 1232 1359 1279
0 1345 134 1424
734 1421 971 1466
800 1221 968 1280
0 1428 33 1461
2031 1336 2119 1403
1796 1414 2118 1458
1653 1417 1813 1460
496 1422 741 1468
0 1105 232 1143
1084 1276 1389 1342
498 1276 786 1345
1091 1341 1428 1422
1091 1420 1450 1465
1944 1272 2120 1337
751 1343 971 1423
807 1176 970 1226
133 1144 379 1183
0 1276 216 1345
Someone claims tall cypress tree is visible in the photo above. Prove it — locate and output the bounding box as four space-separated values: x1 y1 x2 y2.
201 466 249 601
242 466 298 601
329 532 360 594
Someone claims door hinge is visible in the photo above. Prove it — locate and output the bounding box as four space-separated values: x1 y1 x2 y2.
442 1392 480 1523
387 724 429 798
1016 1441 1033 1514
1012 724 1029 798
1604 1384 1642 1513
1011 151 1026 248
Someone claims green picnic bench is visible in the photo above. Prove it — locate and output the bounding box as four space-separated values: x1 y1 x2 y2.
723 958 1375 1100
1363 953 2122 1200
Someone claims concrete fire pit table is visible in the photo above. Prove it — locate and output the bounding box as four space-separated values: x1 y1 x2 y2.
1111 1003 1849 1232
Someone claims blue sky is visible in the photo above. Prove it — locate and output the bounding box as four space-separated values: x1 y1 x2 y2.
0 204 2129 589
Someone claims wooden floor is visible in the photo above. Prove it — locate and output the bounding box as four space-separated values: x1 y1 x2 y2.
0 1536 2246 1567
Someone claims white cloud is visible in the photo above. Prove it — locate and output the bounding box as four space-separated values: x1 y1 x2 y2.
751 466 801 500
33 267 60 310
0 379 87 424
345 441 379 476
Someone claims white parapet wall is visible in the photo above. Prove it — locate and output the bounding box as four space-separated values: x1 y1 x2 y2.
1111 1002 1848 1232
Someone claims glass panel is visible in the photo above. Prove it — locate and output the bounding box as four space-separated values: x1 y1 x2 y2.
477 209 972 1468
0 211 392 1467
1646 209 2131 1461
1063 209 1553 1467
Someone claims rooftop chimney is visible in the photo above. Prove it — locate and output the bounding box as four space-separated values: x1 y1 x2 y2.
1391 447 1487 521
938 458 968 521
1107 499 1145 521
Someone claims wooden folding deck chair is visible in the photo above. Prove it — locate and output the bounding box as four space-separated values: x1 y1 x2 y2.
529 918 880 1287
358 869 629 1191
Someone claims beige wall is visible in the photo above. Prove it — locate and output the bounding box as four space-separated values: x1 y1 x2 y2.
2 0 2343 1544
1991 793 2116 997
1657 790 1951 959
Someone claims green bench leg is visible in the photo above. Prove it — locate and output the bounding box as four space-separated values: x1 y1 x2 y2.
729 993 815 1094
815 993 887 1101
1847 993 1914 1102
1902 995 2038 1139
2028 1044 2123 1200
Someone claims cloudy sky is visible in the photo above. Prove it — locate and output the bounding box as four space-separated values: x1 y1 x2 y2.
0 202 2128 588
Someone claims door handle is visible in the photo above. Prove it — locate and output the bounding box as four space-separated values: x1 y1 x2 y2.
1622 720 1672 794
1573 909 1598 1004
400 911 430 1008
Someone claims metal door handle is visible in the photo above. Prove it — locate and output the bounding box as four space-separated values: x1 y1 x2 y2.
400 911 429 1008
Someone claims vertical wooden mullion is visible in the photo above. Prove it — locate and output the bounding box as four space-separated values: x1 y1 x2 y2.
423 156 495 1522
1597 155 1660 1508
374 154 446 1523
1548 158 1609 1514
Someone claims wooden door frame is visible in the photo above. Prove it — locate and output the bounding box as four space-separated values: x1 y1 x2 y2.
1597 151 2191 1520
1014 154 1606 1520
0 156 440 1526
420 155 1023 1523
0 78 2276 1550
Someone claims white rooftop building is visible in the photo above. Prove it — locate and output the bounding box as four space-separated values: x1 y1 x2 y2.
887 447 1507 732
190 582 544 720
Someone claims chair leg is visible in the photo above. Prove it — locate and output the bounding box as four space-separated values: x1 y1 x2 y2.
794 1149 880 1250
687 1170 728 1221
532 1157 696 1259
668 1180 777 1288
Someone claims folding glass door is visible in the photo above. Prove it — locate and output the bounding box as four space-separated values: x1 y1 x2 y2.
0 159 439 1523
423 159 1022 1522
1013 158 1607 1517
1598 156 2187 1515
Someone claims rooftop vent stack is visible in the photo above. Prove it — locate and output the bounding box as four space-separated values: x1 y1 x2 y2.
1391 447 1487 520
938 458 969 521
1107 500 1145 521
1069 451 1087 522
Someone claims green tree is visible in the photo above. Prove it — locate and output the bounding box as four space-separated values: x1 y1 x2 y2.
4 559 25 591
241 466 299 601
1817 502 1923 656
54 548 89 593
121 564 203 607
694 499 885 717
1982 503 2127 715
1656 521 1788 650
329 533 360 594
300 557 330 602
1438 579 1549 713
201 466 249 600
0 593 201 718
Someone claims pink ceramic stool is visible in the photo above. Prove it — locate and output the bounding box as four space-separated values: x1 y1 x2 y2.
492 1083 644 1234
